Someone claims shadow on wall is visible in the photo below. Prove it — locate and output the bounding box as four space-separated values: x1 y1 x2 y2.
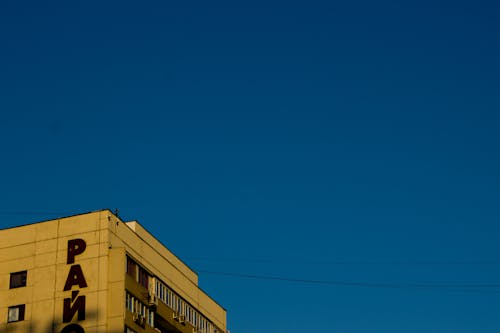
2 310 125 333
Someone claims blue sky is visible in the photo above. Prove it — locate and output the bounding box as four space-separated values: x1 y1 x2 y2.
1 0 500 332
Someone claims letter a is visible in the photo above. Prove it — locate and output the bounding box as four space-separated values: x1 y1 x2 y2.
64 265 88 291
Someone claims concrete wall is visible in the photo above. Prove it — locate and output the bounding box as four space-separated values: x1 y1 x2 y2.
110 215 226 330
0 211 114 333
0 210 227 333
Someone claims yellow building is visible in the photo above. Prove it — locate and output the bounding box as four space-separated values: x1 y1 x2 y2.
0 210 227 333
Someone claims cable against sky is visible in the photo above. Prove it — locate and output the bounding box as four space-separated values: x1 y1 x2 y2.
197 270 500 291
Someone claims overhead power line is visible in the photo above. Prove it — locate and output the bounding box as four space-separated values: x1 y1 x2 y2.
197 270 500 290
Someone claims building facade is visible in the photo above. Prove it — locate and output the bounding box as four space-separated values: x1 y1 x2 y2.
0 210 227 333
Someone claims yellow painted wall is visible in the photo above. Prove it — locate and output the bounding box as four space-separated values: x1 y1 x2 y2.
0 211 115 333
110 220 226 329
0 210 227 333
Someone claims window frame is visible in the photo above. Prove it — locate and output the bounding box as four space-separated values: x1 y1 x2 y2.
9 270 27 289
7 304 25 323
126 257 137 279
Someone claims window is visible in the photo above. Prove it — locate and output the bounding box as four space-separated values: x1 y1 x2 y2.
148 309 155 326
8 304 25 323
10 271 27 289
126 293 134 312
138 267 149 289
126 257 137 279
126 257 149 289
126 292 154 327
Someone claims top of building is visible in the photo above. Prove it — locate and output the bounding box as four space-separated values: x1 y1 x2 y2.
0 208 227 332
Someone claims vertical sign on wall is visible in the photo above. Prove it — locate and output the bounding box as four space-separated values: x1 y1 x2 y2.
61 239 88 333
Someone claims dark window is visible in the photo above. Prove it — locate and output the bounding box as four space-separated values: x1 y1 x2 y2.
8 304 25 322
10 271 27 289
139 267 149 289
126 257 137 279
127 256 149 289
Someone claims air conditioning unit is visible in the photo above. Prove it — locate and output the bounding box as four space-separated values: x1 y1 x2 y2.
148 278 157 296
149 276 157 287
173 312 179 320
149 294 159 307
179 315 186 325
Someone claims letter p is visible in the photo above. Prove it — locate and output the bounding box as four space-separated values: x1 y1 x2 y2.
67 239 87 264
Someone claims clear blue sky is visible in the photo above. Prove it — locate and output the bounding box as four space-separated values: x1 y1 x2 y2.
1 0 500 332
